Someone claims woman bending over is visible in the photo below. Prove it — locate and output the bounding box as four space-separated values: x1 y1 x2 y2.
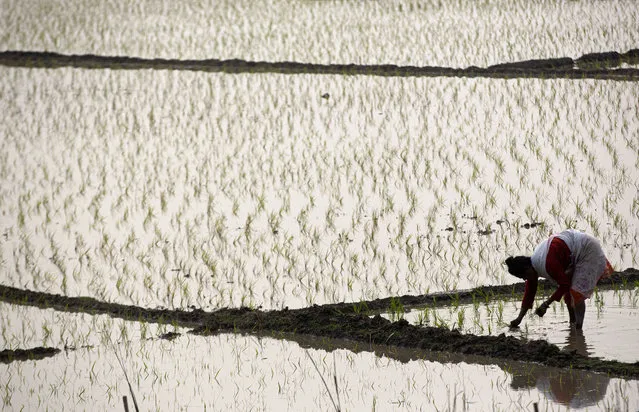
505 229 613 329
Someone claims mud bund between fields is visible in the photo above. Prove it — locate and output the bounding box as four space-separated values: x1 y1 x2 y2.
1 269 638 378
1 49 639 80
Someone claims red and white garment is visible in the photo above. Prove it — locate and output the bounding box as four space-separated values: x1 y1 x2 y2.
523 229 613 308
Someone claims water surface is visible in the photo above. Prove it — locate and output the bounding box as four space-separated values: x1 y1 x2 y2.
388 287 639 363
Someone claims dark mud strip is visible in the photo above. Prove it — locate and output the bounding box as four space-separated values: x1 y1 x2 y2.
0 347 60 364
259 332 623 395
576 49 639 69
1 50 639 80
321 268 639 314
1 269 639 378
189 306 639 379
0 285 212 329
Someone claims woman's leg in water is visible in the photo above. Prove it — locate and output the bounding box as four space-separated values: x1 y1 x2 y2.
574 300 586 329
566 300 576 324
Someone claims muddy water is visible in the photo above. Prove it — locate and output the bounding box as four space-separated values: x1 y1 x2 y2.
389 288 639 363
1 321 638 411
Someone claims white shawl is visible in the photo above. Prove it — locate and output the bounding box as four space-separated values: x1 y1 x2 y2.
530 229 590 279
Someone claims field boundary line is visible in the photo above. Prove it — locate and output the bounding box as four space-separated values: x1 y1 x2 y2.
0 269 638 377
1 50 638 80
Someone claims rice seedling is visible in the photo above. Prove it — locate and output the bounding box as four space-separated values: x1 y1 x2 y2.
1 5 639 405
388 297 404 322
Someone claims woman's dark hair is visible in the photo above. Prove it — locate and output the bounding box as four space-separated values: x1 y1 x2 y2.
505 256 532 279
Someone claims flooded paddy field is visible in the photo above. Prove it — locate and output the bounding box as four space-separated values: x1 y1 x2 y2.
2 301 639 411
2 0 639 410
383 286 639 363
2 67 639 312
3 0 639 67
2 276 639 372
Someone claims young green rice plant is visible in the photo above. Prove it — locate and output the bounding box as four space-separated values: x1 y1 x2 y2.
244 213 254 243
268 212 281 235
471 293 480 313
41 322 52 346
450 293 460 308
455 308 465 330
433 312 449 329
630 289 639 308
325 207 336 232
232 198 240 216
593 288 605 312
416 307 430 326
388 297 404 321
496 300 504 324
395 213 407 244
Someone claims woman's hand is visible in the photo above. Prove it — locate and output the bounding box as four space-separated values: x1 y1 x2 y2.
535 301 550 317
510 306 530 328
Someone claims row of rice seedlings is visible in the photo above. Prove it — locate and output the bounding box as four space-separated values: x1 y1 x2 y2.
5 0 639 68
1 68 637 309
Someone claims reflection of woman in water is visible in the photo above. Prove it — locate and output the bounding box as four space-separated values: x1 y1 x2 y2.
508 333 610 409
563 327 590 357
505 229 613 329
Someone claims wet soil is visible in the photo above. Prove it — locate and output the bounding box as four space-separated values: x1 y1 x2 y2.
1 49 638 80
264 331 623 392
1 269 638 377
322 268 639 313
0 347 60 364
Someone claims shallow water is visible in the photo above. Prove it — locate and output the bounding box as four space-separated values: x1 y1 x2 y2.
1 67 638 312
387 287 639 363
2 2 638 410
1 308 637 411
2 0 639 67
0 302 185 350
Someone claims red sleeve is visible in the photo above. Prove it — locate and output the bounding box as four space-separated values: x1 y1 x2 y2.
546 238 572 303
522 277 538 310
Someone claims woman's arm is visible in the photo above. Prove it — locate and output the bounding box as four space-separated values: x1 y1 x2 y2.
510 277 538 327
536 268 572 317
510 306 529 327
